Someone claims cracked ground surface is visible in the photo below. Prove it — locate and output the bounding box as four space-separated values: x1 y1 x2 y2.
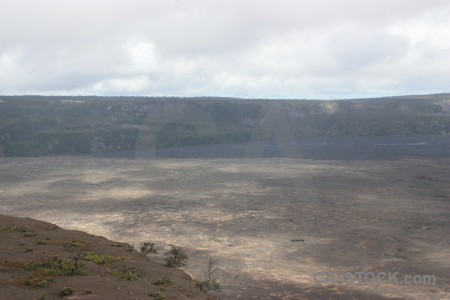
1 156 449 299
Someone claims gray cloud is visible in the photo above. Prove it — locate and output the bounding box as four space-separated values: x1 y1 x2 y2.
1 0 449 98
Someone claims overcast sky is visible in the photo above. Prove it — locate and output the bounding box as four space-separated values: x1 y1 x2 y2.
1 0 449 99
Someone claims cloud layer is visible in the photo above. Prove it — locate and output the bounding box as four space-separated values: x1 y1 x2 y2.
1 0 450 99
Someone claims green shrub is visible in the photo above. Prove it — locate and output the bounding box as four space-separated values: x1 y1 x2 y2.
149 292 166 300
1 226 28 232
23 276 54 288
107 266 140 281
63 239 84 248
82 252 124 265
51 255 88 276
196 279 221 293
140 242 158 255
5 256 89 278
154 278 171 286
59 287 74 297
35 278 54 288
165 247 188 268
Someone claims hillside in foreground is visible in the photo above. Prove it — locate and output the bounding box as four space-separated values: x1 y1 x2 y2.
0 214 213 300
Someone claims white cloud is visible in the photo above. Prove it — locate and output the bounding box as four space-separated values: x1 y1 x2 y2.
0 50 23 89
0 0 449 98
92 76 154 94
125 41 157 73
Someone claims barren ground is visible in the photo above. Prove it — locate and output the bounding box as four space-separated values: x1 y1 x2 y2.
1 155 449 299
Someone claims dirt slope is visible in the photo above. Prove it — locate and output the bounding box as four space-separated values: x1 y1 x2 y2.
0 214 213 300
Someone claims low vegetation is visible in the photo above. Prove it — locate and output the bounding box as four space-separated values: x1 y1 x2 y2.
165 247 188 268
63 239 85 248
2 95 448 157
140 242 158 255
0 225 28 232
0 96 260 156
59 287 74 297
196 258 221 293
107 266 140 281
154 277 171 286
149 292 166 300
0 214 212 299
1 256 88 288
82 252 125 265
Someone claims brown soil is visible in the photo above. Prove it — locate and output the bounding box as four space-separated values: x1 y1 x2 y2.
0 214 213 300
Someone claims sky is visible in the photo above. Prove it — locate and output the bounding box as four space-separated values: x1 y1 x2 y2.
1 0 450 99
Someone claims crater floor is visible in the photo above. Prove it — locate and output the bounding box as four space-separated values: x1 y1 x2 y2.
1 156 449 299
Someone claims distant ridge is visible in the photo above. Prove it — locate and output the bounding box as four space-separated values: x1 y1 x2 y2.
1 94 449 156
